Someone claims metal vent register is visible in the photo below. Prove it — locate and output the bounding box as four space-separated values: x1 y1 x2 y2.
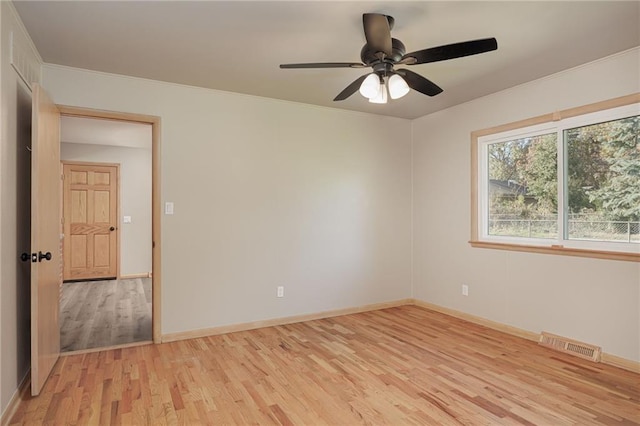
539 332 602 362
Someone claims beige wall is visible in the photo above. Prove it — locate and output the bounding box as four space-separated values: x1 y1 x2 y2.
0 1 41 415
43 65 413 335
412 48 640 362
61 142 152 276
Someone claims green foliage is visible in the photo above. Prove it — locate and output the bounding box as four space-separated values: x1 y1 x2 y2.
489 115 639 222
566 125 609 213
488 133 557 216
523 134 557 213
586 116 639 221
488 139 528 182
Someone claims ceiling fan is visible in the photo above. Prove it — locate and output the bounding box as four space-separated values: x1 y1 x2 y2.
280 13 497 104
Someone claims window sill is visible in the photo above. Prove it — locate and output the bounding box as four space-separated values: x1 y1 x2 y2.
469 240 640 263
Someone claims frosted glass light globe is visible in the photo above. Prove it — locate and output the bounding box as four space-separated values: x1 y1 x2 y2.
359 73 381 99
388 74 410 99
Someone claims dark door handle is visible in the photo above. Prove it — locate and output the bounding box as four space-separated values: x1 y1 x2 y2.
38 251 52 262
110 226 116 231
20 253 30 262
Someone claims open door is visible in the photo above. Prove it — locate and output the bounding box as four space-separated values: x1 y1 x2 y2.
30 84 61 395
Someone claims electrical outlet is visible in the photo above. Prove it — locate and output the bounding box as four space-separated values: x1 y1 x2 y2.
277 286 284 298
462 284 469 296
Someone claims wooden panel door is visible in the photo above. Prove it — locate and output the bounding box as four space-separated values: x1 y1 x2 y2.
63 162 119 281
31 84 61 395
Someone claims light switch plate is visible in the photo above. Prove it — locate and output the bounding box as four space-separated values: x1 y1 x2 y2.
123 216 132 223
165 202 174 215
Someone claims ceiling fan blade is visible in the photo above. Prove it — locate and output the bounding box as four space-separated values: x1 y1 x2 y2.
334 74 369 101
363 13 392 57
280 62 366 69
396 69 443 97
402 38 498 65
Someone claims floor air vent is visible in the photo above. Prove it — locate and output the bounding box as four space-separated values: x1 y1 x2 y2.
539 332 602 362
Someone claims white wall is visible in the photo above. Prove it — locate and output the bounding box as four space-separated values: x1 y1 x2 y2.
43 66 413 335
412 48 640 362
0 1 41 415
61 142 152 276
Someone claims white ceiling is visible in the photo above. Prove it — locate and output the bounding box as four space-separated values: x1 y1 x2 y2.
61 116 152 148
14 1 640 120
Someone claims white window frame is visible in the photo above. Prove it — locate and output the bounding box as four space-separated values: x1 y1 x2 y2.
478 123 558 246
470 94 640 262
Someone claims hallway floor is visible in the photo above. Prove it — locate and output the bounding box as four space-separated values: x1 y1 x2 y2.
60 278 152 352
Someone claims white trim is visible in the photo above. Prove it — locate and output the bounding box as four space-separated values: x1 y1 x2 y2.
558 127 567 243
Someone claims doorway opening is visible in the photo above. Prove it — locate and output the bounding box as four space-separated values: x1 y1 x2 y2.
57 108 161 353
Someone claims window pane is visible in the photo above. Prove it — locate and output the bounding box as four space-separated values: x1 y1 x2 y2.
565 115 639 243
487 133 558 238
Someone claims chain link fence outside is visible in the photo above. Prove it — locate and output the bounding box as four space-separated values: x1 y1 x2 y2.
489 217 640 243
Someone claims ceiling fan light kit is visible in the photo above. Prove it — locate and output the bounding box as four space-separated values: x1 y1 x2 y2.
280 13 498 105
358 73 409 104
368 82 388 104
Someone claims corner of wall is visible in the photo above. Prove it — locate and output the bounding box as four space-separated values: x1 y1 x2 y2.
409 119 415 299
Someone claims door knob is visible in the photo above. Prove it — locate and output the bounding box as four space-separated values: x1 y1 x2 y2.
38 251 52 262
23 253 38 262
110 226 116 231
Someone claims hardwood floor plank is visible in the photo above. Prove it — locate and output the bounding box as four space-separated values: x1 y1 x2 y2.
11 306 640 425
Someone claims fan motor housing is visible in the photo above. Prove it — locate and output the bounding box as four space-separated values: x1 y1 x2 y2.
361 38 406 65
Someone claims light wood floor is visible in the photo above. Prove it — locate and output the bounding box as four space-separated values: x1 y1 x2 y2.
12 305 639 425
60 278 152 352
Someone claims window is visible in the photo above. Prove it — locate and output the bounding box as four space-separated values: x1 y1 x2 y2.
471 95 640 262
